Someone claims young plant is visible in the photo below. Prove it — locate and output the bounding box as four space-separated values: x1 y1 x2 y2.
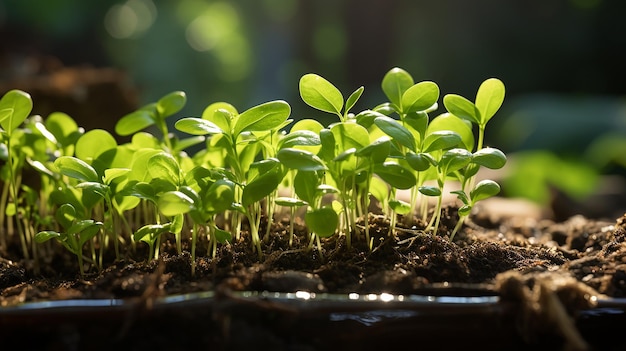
175 100 291 257
115 91 205 156
35 203 103 277
0 89 33 258
443 78 508 239
298 73 373 248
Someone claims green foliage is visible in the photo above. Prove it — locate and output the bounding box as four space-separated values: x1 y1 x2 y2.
1 67 510 276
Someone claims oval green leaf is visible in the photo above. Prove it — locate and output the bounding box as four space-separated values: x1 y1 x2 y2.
470 179 501 202
76 129 117 161
148 152 181 186
277 148 327 171
115 110 155 136
234 100 291 137
381 67 413 109
423 130 462 153
443 94 480 125
472 147 507 169
475 78 505 124
157 191 195 217
373 162 416 190
157 91 186 118
374 116 416 152
202 102 238 133
401 81 440 114
54 156 100 183
305 207 338 238
299 74 343 115
175 117 223 135
0 89 32 132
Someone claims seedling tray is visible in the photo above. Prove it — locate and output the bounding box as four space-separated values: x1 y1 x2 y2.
1 286 625 350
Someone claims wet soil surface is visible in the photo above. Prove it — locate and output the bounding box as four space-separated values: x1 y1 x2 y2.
2 203 626 350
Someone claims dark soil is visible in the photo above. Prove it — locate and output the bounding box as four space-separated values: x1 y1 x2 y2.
1 199 626 350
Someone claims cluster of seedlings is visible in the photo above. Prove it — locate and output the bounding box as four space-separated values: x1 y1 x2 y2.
0 67 506 277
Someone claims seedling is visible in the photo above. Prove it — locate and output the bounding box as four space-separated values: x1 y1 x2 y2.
0 89 33 258
35 203 103 277
0 67 509 278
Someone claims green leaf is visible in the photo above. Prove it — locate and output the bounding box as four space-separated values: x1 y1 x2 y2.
345 86 364 114
330 122 370 153
213 226 232 243
128 148 162 182
333 147 356 162
54 156 100 183
0 89 32 132
373 162 416 190
242 165 284 207
419 185 441 197
451 190 470 205
401 81 440 114
389 199 412 215
475 78 505 124
45 112 80 147
406 152 435 172
35 230 61 243
234 100 291 136
354 109 381 128
202 103 238 133
470 179 500 203
133 223 170 243
443 94 480 125
173 135 206 153
381 67 414 109
427 113 474 151
5 202 15 216
175 117 223 135
74 220 103 247
355 136 391 164
440 148 472 174
129 182 157 203
278 130 321 149
75 129 117 161
368 176 389 206
374 116 416 152
299 74 343 115
55 203 77 230
275 197 308 207
423 130 461 152
404 111 429 140
75 181 109 198
305 207 338 238
458 205 472 217
148 152 181 186
115 110 155 136
158 191 195 217
294 170 320 204
277 148 327 171
157 91 186 118
472 147 507 169
318 128 336 162
204 179 235 214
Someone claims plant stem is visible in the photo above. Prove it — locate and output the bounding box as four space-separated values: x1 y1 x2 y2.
191 223 198 277
449 215 465 242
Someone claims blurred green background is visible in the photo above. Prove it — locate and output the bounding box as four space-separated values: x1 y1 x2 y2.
1 0 625 219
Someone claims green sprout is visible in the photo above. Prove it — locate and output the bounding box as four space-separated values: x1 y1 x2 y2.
0 67 509 278
35 203 103 277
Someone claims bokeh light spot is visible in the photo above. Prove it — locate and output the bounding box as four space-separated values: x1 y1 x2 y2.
104 0 157 39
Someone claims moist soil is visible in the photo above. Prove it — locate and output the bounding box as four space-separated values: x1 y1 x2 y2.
1 200 626 351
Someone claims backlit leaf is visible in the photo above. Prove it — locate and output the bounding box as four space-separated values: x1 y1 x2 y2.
299 74 343 115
